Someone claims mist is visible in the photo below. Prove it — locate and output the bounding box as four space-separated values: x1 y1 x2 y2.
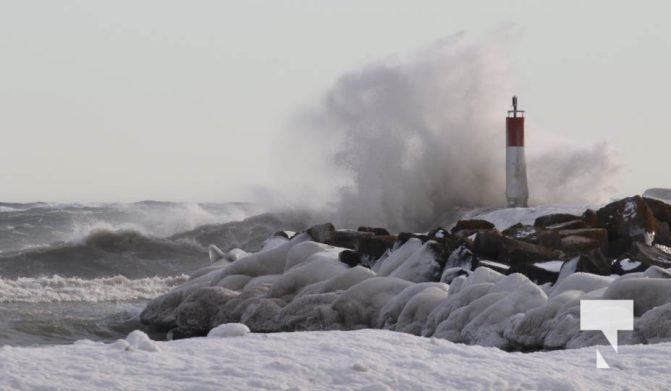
273 33 620 231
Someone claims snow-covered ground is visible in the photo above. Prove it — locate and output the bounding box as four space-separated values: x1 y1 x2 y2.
1 327 669 390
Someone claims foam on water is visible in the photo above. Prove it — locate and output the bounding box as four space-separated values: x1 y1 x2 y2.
0 274 189 303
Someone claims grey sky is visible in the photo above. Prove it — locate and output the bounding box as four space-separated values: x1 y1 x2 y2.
1 1 669 202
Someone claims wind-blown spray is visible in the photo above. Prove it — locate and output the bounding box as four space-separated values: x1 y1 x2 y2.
276 33 620 231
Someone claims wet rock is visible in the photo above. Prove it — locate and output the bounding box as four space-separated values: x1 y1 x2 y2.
174 287 241 332
560 251 611 276
307 223 336 243
534 213 582 228
596 196 656 256
140 287 195 330
643 197 671 246
328 230 374 249
472 230 504 259
450 219 495 234
581 209 600 228
473 231 563 264
557 228 608 254
653 220 671 246
397 232 430 245
643 197 671 224
502 224 562 249
357 235 397 263
339 250 362 267
624 242 671 269
509 260 561 285
545 219 587 231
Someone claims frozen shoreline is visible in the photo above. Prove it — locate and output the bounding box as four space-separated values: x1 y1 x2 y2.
1 328 669 390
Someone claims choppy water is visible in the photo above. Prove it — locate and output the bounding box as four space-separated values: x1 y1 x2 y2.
0 201 312 346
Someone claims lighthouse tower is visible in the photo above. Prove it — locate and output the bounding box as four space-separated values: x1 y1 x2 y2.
506 96 529 207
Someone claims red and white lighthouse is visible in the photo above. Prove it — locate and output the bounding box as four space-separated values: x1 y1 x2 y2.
506 96 529 207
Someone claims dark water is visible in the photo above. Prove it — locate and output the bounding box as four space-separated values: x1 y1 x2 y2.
0 201 313 346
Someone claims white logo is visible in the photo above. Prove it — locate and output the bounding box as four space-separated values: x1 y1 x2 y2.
580 300 634 369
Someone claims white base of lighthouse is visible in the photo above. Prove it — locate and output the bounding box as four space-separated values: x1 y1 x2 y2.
506 146 528 207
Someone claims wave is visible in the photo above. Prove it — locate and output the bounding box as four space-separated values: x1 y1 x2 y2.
274 32 620 231
0 228 209 279
0 274 189 303
0 201 265 254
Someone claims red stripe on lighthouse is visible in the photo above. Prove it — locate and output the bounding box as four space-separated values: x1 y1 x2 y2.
506 117 525 147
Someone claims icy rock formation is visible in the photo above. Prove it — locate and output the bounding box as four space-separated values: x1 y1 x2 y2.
141 196 671 351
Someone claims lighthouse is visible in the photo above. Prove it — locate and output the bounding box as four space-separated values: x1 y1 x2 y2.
506 96 529 207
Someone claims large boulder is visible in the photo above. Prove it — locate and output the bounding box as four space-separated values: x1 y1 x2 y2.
357 235 397 262
502 224 562 249
557 228 608 254
558 251 611 276
451 219 495 234
643 197 671 246
174 287 241 332
643 197 671 223
306 223 336 243
624 242 671 269
473 231 563 265
534 213 582 228
509 260 562 285
596 196 656 256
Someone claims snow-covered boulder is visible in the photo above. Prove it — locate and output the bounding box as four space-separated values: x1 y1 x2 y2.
332 277 413 328
207 323 250 338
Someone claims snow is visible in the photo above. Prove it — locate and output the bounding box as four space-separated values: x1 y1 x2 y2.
620 258 642 271
622 201 637 221
477 260 510 270
656 244 671 255
2 328 670 390
534 260 564 273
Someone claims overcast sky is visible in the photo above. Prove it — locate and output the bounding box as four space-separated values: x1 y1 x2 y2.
1 1 669 203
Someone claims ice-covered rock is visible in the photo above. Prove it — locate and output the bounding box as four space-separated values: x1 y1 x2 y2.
603 277 671 316
423 282 495 337
267 252 348 300
637 302 671 343
140 205 671 353
296 266 376 297
375 238 423 276
332 277 413 328
395 286 448 335
374 282 447 329
207 323 250 338
124 330 160 352
219 234 309 279
277 292 341 331
389 241 442 282
174 287 240 331
549 272 614 298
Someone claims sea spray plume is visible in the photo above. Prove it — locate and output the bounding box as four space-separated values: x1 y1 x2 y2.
284 34 512 231
527 140 620 205
276 33 620 231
